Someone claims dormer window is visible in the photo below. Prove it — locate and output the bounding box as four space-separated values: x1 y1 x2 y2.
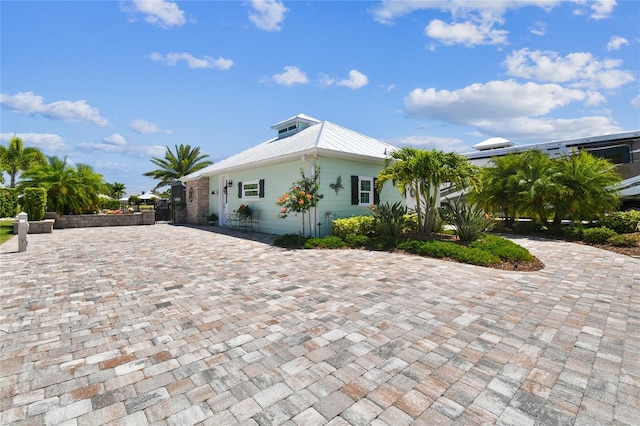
271 114 321 140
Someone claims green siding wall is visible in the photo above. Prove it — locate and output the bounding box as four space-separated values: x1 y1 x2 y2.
208 156 404 236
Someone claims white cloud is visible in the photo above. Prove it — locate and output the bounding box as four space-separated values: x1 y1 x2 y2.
0 132 67 154
504 49 635 90
150 52 233 70
403 79 624 141
405 80 589 122
390 135 469 153
606 35 629 51
127 0 186 28
478 116 623 140
0 91 109 126
267 66 309 86
529 21 547 36
249 0 288 32
77 137 165 158
425 19 508 46
103 133 127 146
337 70 369 89
590 0 617 19
631 95 640 108
371 1 561 46
130 119 172 134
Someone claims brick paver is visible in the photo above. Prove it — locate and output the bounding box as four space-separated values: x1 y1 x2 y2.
1 224 638 425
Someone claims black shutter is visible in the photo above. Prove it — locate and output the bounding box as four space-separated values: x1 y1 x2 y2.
259 179 265 198
373 178 380 205
351 176 359 205
237 181 242 198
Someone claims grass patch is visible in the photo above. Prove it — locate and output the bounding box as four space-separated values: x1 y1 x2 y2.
0 220 14 245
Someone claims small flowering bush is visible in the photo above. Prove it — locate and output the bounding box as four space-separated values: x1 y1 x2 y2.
276 166 324 235
237 203 251 216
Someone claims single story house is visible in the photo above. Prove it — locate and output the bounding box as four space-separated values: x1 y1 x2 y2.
180 114 403 236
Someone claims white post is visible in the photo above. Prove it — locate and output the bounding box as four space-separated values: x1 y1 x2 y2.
17 212 29 252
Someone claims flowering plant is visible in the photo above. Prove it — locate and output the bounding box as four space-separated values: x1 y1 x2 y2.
276 165 324 235
236 203 251 216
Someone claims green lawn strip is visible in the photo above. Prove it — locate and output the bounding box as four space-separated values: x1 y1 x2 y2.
0 220 14 245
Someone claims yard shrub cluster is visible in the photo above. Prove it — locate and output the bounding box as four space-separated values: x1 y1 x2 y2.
331 216 376 240
396 239 501 266
23 187 46 221
273 211 537 268
0 188 17 218
600 211 640 234
582 227 618 244
469 235 533 262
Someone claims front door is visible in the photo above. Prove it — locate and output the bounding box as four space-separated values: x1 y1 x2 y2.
219 175 229 225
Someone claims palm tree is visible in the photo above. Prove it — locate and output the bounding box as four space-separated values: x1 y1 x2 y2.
0 136 47 187
106 182 127 199
19 156 107 214
549 150 621 224
143 144 213 190
378 148 477 235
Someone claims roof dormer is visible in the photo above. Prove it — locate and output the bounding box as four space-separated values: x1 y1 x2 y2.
271 114 321 139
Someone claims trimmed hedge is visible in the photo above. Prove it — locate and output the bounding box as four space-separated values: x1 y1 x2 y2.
601 211 640 234
0 188 18 218
607 233 638 247
332 216 376 240
23 187 46 221
583 226 617 244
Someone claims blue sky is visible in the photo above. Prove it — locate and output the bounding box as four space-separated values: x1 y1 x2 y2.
1 0 638 195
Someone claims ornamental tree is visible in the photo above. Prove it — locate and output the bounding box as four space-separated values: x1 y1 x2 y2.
276 165 324 236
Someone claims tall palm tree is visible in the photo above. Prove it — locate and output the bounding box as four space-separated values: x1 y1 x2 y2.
378 147 477 235
0 136 47 187
19 156 107 214
549 150 621 224
106 182 127 199
143 144 213 190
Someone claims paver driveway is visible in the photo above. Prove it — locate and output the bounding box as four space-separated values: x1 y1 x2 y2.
1 224 638 425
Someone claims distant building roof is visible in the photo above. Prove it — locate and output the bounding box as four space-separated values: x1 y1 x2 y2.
472 137 514 151
182 114 398 181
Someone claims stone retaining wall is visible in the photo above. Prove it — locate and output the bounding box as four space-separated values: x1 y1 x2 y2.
55 211 156 228
12 219 55 234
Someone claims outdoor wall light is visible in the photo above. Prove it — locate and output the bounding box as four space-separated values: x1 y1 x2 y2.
211 190 216 195
227 180 233 187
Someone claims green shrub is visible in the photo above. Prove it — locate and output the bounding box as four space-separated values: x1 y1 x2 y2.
583 226 617 244
607 233 638 247
397 239 500 266
273 233 308 248
344 234 370 248
372 201 405 238
469 235 533 262
98 197 121 210
601 211 640 234
304 236 346 249
445 199 494 242
563 226 584 241
0 188 18 218
402 213 418 233
366 236 397 251
513 220 546 235
331 216 376 240
23 187 46 221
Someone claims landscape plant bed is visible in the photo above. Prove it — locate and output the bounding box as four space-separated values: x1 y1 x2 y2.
274 232 545 271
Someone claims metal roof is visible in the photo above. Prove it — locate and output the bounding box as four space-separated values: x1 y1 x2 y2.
182 117 398 181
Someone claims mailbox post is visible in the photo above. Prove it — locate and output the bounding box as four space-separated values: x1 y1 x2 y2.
17 212 29 252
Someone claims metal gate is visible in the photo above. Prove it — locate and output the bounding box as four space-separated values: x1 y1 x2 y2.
155 199 170 222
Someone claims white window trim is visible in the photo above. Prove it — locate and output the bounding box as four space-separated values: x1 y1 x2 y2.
358 176 374 206
241 179 260 200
